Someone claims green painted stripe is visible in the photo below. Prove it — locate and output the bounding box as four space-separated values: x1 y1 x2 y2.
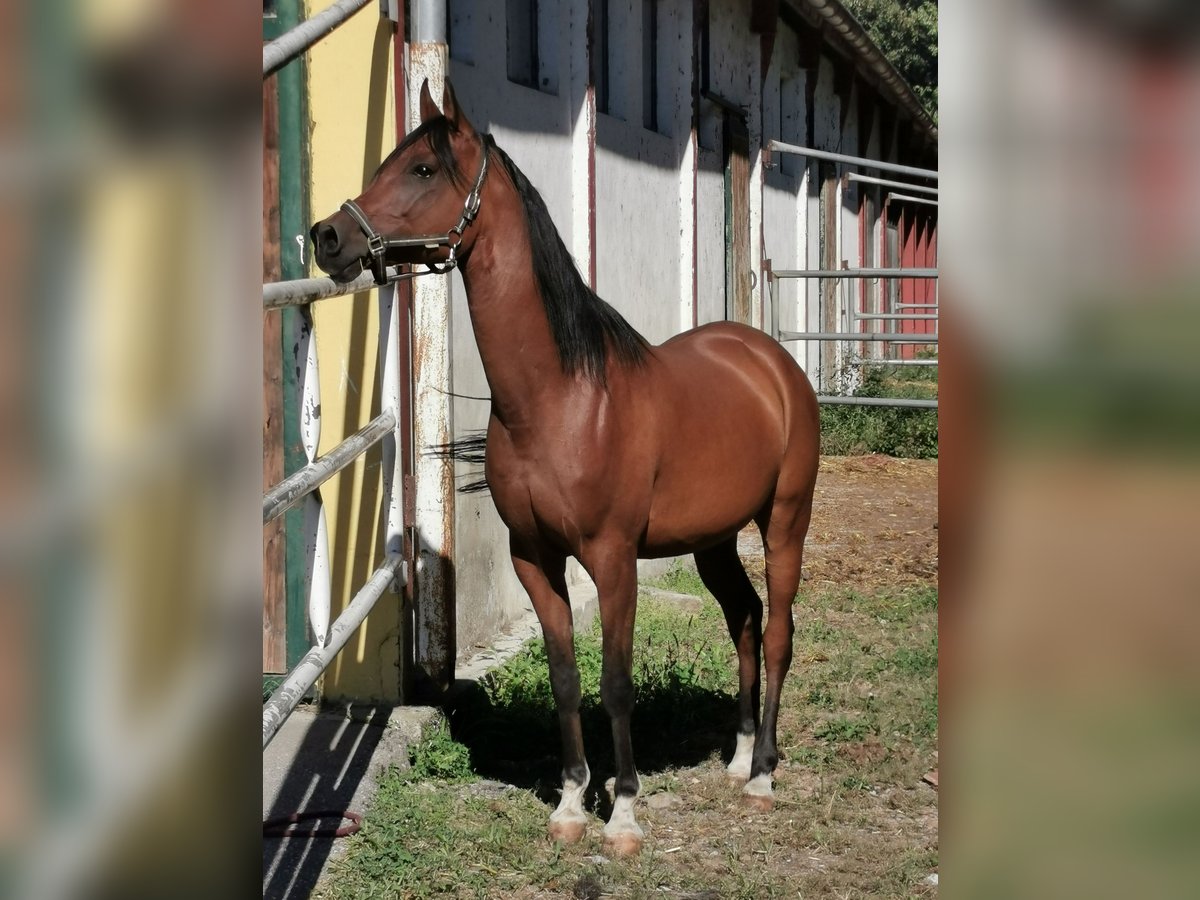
266 0 311 670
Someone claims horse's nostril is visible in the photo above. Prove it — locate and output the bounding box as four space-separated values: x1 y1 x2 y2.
317 222 341 256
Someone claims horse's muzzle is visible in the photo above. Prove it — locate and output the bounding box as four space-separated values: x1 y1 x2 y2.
310 213 368 282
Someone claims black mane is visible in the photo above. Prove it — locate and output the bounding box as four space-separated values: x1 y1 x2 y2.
485 136 648 381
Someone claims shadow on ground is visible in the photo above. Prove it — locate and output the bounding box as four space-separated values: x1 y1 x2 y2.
262 706 393 900
447 674 738 814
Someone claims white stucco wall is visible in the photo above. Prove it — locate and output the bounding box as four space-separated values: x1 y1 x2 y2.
761 26 809 378
446 0 589 653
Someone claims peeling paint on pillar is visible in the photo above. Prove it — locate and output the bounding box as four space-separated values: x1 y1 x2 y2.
408 41 456 696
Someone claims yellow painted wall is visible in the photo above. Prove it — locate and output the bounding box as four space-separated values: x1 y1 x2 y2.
304 3 403 701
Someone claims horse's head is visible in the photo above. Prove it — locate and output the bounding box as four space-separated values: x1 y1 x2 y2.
310 79 488 283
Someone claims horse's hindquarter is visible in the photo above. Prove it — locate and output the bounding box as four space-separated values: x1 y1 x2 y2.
638 322 819 556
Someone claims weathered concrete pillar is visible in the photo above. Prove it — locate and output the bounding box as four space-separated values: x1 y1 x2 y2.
407 0 456 697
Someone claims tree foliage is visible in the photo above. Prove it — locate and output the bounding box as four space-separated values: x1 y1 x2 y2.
842 0 938 118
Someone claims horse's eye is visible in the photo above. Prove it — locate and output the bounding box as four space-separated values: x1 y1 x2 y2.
413 164 434 179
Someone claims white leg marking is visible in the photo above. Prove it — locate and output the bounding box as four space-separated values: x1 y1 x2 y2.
603 795 644 841
726 733 755 780
744 773 773 799
550 764 590 828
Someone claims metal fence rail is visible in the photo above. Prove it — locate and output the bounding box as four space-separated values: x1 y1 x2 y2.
817 396 938 409
766 139 938 180
263 267 418 309
261 269 408 748
846 172 938 195
888 192 939 207
767 261 938 408
262 410 397 525
263 558 404 749
263 0 373 77
772 268 938 279
777 330 938 343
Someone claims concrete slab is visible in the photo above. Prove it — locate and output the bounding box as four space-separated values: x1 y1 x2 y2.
262 704 441 900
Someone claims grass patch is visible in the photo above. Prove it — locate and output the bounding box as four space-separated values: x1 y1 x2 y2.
820 364 939 458
814 717 873 743
403 721 475 784
645 560 711 598
320 585 938 899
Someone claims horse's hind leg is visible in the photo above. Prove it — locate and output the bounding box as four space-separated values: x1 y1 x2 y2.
509 536 590 843
694 538 763 781
744 485 815 811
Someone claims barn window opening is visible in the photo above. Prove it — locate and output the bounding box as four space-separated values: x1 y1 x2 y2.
506 0 538 88
642 0 659 132
449 0 474 64
594 0 610 114
507 0 558 93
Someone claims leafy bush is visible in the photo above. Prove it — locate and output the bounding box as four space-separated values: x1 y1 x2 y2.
404 721 476 783
820 363 938 458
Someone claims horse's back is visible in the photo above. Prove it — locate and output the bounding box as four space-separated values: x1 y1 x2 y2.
655 321 818 434
633 322 818 555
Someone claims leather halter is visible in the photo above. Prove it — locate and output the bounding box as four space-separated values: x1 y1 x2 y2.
339 136 490 285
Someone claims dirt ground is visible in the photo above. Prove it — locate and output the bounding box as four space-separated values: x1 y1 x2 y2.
739 454 939 595
804 454 938 592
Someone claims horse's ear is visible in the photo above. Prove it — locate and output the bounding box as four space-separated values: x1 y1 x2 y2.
441 80 474 135
418 79 440 123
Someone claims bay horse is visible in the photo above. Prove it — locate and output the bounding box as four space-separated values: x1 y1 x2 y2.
311 81 819 857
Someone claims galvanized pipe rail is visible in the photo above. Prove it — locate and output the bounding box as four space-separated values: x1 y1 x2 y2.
777 330 938 343
762 144 938 409
262 410 397 525
846 172 938 195
771 267 938 279
264 270 375 309
264 268 420 309
263 558 404 749
263 0 373 77
766 140 938 180
888 192 939 207
853 311 939 321
845 358 938 367
817 396 938 409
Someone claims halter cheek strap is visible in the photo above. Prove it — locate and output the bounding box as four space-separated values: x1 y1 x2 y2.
339 136 491 285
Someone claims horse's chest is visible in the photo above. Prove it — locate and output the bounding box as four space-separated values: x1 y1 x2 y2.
485 441 599 544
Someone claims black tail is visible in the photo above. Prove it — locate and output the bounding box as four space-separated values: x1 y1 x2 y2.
427 432 489 494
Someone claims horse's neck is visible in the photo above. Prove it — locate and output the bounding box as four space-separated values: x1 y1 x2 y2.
458 202 564 426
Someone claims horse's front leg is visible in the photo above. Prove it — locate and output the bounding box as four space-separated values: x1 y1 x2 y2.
510 537 590 843
584 541 643 857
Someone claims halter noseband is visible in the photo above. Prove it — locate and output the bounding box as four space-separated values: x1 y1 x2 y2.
339 136 491 285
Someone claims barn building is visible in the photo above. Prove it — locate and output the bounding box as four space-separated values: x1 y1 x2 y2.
262 0 937 706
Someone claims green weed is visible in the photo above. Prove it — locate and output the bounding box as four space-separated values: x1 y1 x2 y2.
820 364 939 458
403 721 476 783
646 560 711 597
814 717 873 743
